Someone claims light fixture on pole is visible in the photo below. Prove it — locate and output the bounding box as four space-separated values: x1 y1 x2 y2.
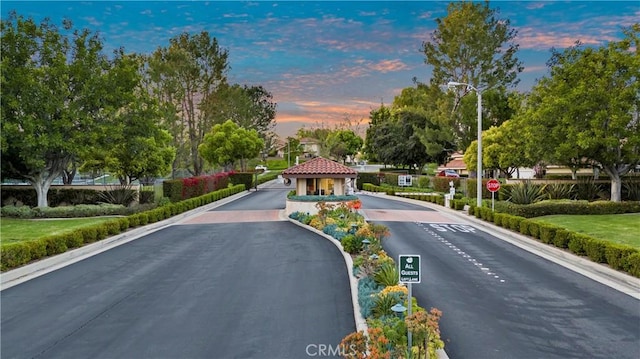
447 81 483 207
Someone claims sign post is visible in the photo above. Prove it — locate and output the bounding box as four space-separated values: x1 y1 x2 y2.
399 255 421 352
486 179 500 212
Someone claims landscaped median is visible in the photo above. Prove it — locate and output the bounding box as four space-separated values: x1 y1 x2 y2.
288 200 445 359
0 184 246 271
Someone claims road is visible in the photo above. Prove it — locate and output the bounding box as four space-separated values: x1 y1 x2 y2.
359 194 640 359
1 183 355 359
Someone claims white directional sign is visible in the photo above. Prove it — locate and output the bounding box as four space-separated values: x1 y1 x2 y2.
399 255 421 283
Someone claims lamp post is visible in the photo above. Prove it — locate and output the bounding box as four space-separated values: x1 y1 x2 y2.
447 81 483 207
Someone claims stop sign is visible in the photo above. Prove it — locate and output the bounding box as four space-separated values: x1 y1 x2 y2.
486 179 501 192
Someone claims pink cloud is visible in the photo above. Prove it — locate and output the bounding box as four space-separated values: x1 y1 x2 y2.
369 59 409 73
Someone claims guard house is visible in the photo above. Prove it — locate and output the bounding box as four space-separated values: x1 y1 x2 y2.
282 157 358 215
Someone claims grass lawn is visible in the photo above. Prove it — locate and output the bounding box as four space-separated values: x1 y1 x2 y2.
533 213 640 249
0 217 118 245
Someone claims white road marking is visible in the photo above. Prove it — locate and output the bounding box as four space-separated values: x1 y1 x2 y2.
417 222 506 284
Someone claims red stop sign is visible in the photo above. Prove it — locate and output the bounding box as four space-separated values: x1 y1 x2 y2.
486 179 501 192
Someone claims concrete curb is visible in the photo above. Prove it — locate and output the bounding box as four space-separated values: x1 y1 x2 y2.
1 190 252 290
284 213 368 333
360 191 640 299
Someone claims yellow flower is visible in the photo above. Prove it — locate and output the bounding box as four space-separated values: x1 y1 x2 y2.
380 285 408 297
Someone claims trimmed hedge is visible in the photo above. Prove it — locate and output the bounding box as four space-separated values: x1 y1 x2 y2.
493 200 640 218
1 184 245 271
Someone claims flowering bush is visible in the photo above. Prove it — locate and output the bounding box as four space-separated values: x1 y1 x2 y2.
380 284 408 298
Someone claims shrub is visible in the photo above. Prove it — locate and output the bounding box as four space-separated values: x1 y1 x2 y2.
43 236 67 255
372 293 401 318
26 240 47 261
1 243 31 270
358 277 382 318
509 216 524 231
80 227 98 244
583 238 607 263
544 183 575 200
605 245 638 272
527 221 540 239
98 184 137 206
627 253 640 277
553 229 571 249
567 233 589 256
623 181 640 201
539 224 558 244
64 230 84 249
519 220 530 236
341 234 363 254
507 181 547 205
575 177 604 201
493 213 504 227
374 262 399 287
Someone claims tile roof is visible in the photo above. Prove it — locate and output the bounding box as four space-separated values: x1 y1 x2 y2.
282 157 358 178
439 158 467 170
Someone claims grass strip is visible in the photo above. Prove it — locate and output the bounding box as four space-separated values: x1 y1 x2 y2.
0 217 117 244
534 213 640 249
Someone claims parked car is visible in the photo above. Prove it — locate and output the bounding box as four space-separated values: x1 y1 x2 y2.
255 165 268 171
437 169 460 178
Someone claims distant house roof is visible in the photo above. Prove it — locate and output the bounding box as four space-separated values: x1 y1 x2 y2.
282 157 357 179
438 151 466 171
439 158 466 170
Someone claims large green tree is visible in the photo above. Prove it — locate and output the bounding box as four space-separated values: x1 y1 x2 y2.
82 54 176 185
202 83 276 134
419 1 522 159
1 13 132 207
364 104 437 169
147 32 229 176
520 25 640 201
198 120 264 171
326 129 363 164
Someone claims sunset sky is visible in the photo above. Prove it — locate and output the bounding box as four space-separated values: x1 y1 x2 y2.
3 1 638 137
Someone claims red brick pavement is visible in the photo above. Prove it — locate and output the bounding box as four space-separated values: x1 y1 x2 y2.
362 209 461 223
178 210 285 224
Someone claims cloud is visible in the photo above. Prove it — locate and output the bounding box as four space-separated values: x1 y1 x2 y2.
223 13 249 19
525 2 548 10
368 59 409 73
82 16 102 27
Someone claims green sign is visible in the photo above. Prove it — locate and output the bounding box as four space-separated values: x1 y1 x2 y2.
399 255 421 283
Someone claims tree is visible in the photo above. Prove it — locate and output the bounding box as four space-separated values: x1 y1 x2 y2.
463 122 530 178
1 13 131 207
519 25 640 201
420 1 522 155
364 104 394 163
364 104 435 170
84 55 176 185
326 129 363 164
198 120 264 171
147 32 230 176
202 83 276 134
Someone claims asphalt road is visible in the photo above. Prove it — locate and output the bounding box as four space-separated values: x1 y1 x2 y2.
359 194 640 359
1 186 355 359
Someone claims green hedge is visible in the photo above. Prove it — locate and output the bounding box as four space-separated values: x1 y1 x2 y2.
1 184 245 272
492 200 640 218
1 187 103 207
357 173 381 189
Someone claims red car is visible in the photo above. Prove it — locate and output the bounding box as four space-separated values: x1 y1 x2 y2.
437 169 460 178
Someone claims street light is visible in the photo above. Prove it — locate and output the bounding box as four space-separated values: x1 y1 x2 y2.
447 81 483 207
